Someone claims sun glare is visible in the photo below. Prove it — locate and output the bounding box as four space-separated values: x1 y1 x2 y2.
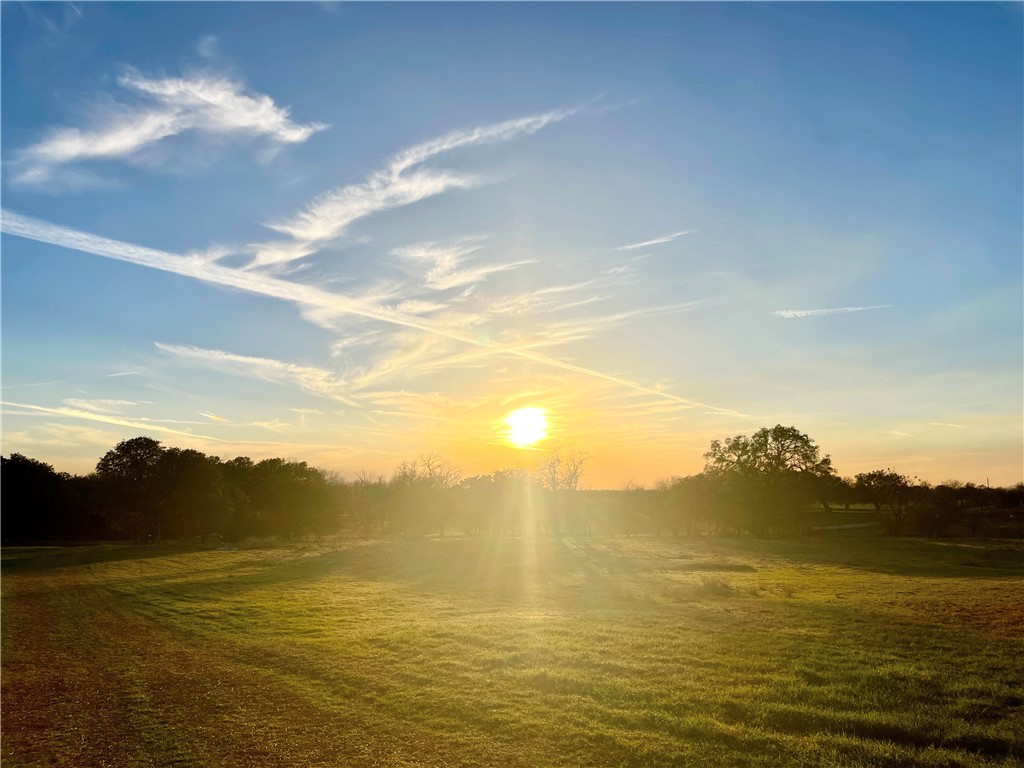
505 407 548 447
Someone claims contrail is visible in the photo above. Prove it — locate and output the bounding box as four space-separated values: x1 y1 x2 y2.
2 210 747 417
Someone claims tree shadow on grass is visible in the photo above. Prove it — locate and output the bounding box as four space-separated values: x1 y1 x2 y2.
11 536 1020 616
0 543 213 574
842 537 1024 578
75 537 659 613
717 698 1021 761
702 535 1024 579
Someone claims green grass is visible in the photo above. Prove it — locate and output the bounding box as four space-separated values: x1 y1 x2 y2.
3 535 1022 767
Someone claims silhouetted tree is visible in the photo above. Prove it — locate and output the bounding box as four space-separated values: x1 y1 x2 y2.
220 456 258 540
462 472 528 536
62 473 108 540
348 471 387 538
536 446 589 536
95 437 166 541
704 426 835 537
819 475 857 511
503 468 532 536
1 454 66 542
419 454 462 537
854 469 915 535
386 459 422 534
619 481 664 537
913 480 964 538
458 474 497 536
155 448 228 540
382 455 462 536
5 430 1020 545
249 458 335 540
536 447 588 492
659 474 714 536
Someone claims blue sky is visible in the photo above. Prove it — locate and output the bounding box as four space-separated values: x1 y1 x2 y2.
2 2 1021 486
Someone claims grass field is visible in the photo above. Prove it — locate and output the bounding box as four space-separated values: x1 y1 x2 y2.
2 534 1022 767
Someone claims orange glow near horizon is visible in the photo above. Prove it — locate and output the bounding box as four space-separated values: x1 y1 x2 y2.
504 408 548 448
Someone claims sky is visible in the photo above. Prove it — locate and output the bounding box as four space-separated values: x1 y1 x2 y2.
2 2 1022 488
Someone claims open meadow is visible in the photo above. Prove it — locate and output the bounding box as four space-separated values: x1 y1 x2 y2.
2 535 1022 767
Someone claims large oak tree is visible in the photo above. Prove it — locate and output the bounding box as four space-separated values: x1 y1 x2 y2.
703 425 835 537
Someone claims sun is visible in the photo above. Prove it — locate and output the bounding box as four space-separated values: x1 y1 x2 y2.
505 407 548 448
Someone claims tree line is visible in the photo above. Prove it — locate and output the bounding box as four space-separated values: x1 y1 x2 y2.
2 427 1021 544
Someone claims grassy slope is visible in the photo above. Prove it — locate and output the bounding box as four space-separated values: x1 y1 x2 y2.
2 535 1022 767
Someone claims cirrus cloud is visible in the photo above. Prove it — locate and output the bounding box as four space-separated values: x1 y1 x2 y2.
773 305 893 319
9 70 326 187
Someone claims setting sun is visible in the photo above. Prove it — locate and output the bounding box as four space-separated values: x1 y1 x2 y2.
504 407 548 447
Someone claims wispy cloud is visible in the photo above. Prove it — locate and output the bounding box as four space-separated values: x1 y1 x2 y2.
617 230 693 251
9 71 326 186
772 305 893 319
1 210 441 336
2 400 225 442
393 241 534 292
348 334 454 390
19 2 84 48
390 299 449 315
61 398 140 414
251 105 580 270
288 408 323 426
2 379 68 390
121 72 324 142
155 342 362 408
2 211 744 417
185 244 240 265
488 270 634 317
251 171 481 269
928 422 966 429
359 389 477 423
537 301 712 345
244 240 320 272
250 419 293 434
2 402 359 465
329 329 387 358
197 35 220 59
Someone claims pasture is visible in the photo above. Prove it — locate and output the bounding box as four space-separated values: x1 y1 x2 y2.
2 535 1022 767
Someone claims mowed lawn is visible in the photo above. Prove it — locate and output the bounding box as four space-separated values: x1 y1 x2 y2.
2 535 1022 767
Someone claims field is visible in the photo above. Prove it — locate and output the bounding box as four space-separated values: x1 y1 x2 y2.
2 535 1022 767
